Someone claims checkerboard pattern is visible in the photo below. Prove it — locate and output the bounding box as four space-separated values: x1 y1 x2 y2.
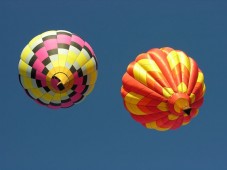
18 30 98 109
121 47 205 131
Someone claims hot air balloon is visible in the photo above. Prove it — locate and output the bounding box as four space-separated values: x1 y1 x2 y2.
18 30 98 109
121 47 205 131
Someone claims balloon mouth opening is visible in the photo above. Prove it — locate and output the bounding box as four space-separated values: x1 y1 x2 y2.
56 80 65 91
168 93 191 116
51 72 70 91
183 107 191 116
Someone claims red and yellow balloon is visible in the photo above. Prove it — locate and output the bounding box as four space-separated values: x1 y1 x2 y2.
121 47 205 131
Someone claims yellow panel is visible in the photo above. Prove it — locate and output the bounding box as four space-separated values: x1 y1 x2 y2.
18 60 30 77
52 93 61 101
182 121 190 126
21 45 33 63
176 51 190 70
137 58 161 72
28 35 42 47
190 93 195 104
168 114 178 120
76 52 89 67
38 98 50 104
133 63 147 86
203 84 206 95
174 98 189 113
28 88 44 98
21 76 33 89
52 60 59 68
60 92 68 99
87 71 98 84
197 72 204 83
177 82 188 93
167 51 180 70
45 54 58 68
125 102 146 115
58 54 67 67
162 87 174 98
157 102 168 111
82 58 96 75
67 51 78 65
145 121 169 131
124 92 144 104
40 93 53 102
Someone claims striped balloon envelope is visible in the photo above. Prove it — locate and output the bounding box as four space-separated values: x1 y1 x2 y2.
121 47 205 131
18 30 98 109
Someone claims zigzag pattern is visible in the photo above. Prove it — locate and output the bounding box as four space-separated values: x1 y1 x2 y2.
121 47 205 131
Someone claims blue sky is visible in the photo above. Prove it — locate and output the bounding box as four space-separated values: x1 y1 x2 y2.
1 0 227 169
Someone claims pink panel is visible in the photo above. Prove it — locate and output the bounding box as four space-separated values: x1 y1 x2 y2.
48 105 61 109
84 42 94 56
40 80 47 87
35 47 48 61
33 60 45 73
57 34 71 45
71 35 84 47
70 93 82 102
61 101 73 108
35 71 46 80
73 72 83 84
44 39 58 50
75 84 85 93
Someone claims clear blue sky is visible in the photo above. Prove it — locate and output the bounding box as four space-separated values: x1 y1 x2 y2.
1 0 227 169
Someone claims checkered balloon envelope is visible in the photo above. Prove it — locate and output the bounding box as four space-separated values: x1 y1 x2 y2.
18 30 98 109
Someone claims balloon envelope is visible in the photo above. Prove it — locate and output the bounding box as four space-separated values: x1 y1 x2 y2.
18 30 98 109
121 47 205 131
